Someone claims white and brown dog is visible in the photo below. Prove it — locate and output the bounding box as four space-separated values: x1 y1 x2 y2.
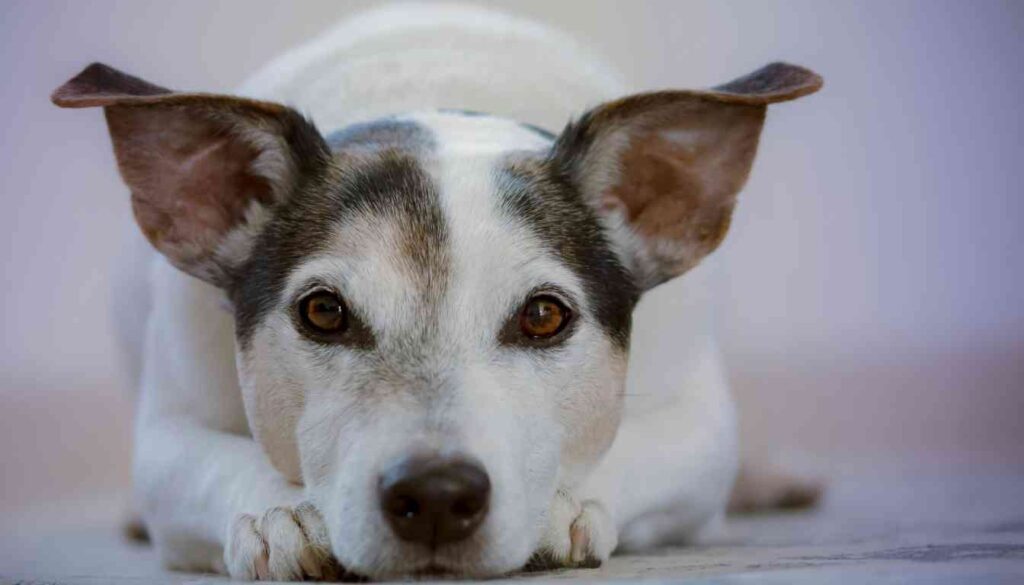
52 4 821 581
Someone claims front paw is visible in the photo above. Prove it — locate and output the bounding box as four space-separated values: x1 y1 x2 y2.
225 502 344 581
527 490 616 571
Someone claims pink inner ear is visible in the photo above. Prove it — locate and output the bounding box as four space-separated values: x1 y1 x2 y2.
107 106 272 273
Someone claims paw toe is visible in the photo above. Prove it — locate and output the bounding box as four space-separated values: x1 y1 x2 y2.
571 500 616 564
226 514 268 580
528 494 614 571
225 503 340 581
260 507 310 580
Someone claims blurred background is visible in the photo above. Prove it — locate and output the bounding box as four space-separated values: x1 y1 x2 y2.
1 0 1022 523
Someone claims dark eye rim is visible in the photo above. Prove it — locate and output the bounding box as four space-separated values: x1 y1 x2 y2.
499 287 579 349
296 288 349 336
519 294 573 340
291 285 375 349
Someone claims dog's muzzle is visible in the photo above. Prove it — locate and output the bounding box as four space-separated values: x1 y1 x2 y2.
379 455 491 547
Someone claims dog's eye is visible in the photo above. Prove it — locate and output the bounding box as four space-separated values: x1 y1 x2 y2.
519 295 571 339
299 290 348 335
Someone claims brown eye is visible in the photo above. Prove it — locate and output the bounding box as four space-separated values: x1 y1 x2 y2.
519 295 571 339
299 290 348 335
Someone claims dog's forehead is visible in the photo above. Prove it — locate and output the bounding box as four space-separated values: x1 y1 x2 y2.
287 113 574 340
232 112 637 349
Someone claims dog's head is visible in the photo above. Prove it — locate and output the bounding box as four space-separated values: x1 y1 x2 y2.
53 62 820 578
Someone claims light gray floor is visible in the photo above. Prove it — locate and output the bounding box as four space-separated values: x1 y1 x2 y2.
2 460 1022 584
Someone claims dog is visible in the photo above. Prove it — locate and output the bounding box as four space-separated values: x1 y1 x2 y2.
51 4 821 581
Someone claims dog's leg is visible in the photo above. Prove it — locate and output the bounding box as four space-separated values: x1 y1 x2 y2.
578 343 740 552
133 262 341 580
527 489 618 570
528 344 736 566
135 420 344 580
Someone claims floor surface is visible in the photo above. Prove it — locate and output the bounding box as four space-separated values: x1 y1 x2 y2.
2 459 1023 584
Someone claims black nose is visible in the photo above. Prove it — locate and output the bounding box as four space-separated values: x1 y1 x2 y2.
380 456 490 547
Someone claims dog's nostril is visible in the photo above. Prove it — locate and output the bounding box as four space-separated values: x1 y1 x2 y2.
387 495 420 519
379 456 490 547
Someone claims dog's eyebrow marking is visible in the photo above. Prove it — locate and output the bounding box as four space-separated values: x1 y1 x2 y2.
232 150 448 349
496 157 638 348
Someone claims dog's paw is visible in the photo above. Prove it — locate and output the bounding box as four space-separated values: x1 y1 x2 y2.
225 502 344 581
526 490 616 571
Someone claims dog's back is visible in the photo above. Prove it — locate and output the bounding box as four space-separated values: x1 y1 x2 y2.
237 4 625 133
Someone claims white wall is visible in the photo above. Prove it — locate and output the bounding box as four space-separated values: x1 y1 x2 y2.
2 0 1022 510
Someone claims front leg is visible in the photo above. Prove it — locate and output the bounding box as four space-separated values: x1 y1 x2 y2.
526 490 617 570
135 421 343 580
132 263 342 580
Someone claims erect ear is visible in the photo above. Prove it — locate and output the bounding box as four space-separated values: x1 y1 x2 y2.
52 63 329 287
551 62 822 290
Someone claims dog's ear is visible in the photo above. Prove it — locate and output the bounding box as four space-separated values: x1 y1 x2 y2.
552 62 822 290
52 63 329 287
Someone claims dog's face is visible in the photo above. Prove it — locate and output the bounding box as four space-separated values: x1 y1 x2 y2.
234 112 637 576
53 62 820 578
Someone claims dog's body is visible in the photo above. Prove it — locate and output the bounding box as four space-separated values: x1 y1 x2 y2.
55 5 821 580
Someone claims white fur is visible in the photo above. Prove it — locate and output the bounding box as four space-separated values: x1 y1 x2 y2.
126 3 737 579
236 3 626 131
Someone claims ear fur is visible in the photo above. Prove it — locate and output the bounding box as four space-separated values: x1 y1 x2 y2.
52 63 329 286
552 62 822 289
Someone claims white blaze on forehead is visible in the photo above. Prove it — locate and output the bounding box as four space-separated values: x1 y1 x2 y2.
407 112 588 346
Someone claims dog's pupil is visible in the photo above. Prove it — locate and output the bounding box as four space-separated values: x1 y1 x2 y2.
390 495 419 518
